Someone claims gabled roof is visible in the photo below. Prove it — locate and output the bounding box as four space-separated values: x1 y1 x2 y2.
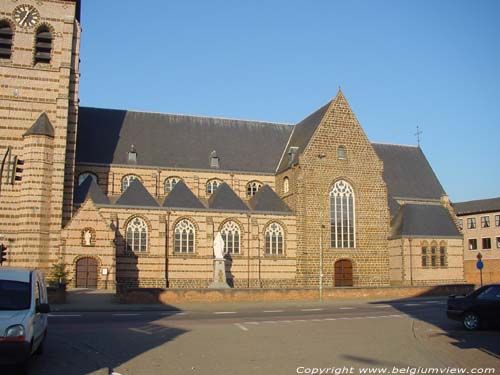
163 180 205 210
208 183 249 211
249 185 292 214
372 143 445 201
24 112 55 138
453 197 500 216
76 107 293 173
73 176 110 205
390 204 460 239
115 179 159 207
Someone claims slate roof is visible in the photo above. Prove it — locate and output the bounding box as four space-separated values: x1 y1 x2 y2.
208 183 249 211
73 176 110 205
163 180 205 210
249 185 292 214
76 107 293 173
453 197 500 216
372 143 445 201
390 204 461 239
24 113 55 138
115 179 159 207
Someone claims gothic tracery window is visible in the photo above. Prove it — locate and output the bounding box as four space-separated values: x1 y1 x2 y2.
164 176 181 194
265 222 284 255
221 221 240 255
246 181 262 197
126 217 148 252
206 179 221 194
122 174 139 191
330 180 356 248
174 219 195 253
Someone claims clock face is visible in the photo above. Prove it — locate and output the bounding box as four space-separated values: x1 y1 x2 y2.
13 4 40 29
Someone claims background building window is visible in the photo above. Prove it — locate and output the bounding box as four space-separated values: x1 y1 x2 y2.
467 218 476 229
439 243 447 267
421 246 428 267
246 181 262 197
174 219 195 253
457 219 463 231
283 177 289 193
337 145 346 160
482 238 491 250
164 177 181 194
0 21 13 60
430 244 437 266
78 172 98 185
497 237 500 249
496 215 500 227
34 26 52 64
206 179 221 194
330 180 355 248
265 222 284 255
122 175 138 191
126 217 148 252
221 221 240 255
481 216 490 228
468 239 477 250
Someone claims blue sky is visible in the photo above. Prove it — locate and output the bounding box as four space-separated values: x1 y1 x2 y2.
79 0 500 202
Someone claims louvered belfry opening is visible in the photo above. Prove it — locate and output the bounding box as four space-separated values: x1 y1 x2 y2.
34 26 52 64
0 21 13 59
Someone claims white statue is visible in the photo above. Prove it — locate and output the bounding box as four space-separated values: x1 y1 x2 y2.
84 230 92 246
213 232 225 259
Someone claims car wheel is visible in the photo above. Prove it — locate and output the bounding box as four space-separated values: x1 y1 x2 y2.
463 312 480 331
34 339 44 355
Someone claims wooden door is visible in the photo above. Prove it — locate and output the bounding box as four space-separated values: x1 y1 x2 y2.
334 259 353 287
76 257 98 289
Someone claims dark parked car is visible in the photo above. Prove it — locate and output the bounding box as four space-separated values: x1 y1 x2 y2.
447 284 500 330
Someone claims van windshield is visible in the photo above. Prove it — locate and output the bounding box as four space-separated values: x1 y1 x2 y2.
0 280 31 310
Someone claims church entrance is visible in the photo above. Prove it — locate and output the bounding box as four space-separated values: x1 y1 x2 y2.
334 259 353 287
76 257 98 289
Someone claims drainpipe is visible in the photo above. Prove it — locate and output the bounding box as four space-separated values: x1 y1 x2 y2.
165 211 171 288
247 214 251 288
408 237 413 286
258 222 261 288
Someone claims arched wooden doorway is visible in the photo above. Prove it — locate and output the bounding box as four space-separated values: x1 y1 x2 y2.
76 257 98 289
334 259 353 287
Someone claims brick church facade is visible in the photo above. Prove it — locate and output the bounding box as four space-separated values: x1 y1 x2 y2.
0 0 464 289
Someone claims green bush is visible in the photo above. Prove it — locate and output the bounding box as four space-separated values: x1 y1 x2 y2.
48 262 69 287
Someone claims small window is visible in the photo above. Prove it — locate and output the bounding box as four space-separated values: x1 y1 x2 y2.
467 218 476 229
209 150 219 169
0 21 13 60
78 172 98 186
439 246 446 267
496 237 500 249
283 177 289 194
495 215 500 227
430 246 437 267
468 239 477 250
246 181 262 197
421 247 427 267
481 216 490 228
457 219 463 231
482 238 491 250
206 179 221 195
122 175 139 192
128 144 137 163
337 145 346 160
164 177 181 194
34 26 52 64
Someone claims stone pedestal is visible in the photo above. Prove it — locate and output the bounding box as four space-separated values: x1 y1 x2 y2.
208 258 230 289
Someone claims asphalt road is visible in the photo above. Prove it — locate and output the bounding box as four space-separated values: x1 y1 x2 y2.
2 298 499 375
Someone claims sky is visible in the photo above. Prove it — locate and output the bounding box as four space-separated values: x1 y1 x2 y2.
78 0 500 202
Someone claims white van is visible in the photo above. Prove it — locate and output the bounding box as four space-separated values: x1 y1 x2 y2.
0 268 50 367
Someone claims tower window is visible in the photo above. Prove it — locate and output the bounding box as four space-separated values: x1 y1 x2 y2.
283 177 290 194
0 21 13 60
34 26 52 64
337 145 347 160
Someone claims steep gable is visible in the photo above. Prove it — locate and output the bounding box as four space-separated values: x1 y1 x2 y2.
74 175 110 205
115 179 159 207
249 185 292 214
208 183 249 211
163 180 205 210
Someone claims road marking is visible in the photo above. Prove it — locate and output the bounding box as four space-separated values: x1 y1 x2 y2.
295 319 307 322
404 303 421 306
161 311 189 316
374 305 391 308
244 322 259 325
48 314 81 317
129 327 153 335
301 308 323 312
234 323 248 331
311 319 322 322
214 311 237 315
112 313 140 316
424 301 441 304
339 307 354 310
262 321 276 324
263 310 284 313
282 320 293 323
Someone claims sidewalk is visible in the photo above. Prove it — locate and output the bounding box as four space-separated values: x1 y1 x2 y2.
50 288 449 313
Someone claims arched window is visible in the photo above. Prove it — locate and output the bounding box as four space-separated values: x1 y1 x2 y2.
421 241 428 267
337 145 347 160
78 172 98 186
246 181 262 197
283 177 290 194
34 26 52 64
330 180 356 248
206 179 221 194
122 175 139 192
164 176 181 194
221 221 240 255
430 241 438 267
0 21 13 60
174 219 195 253
439 241 447 267
265 222 284 255
126 217 148 252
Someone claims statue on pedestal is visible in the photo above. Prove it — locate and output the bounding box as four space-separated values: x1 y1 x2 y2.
208 232 230 289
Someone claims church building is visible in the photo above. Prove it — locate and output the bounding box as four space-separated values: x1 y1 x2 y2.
0 0 464 290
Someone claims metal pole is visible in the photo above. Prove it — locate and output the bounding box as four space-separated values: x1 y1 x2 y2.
480 268 483 287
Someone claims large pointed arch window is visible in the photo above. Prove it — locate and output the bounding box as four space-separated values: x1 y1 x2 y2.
221 221 241 254
265 222 284 255
126 217 148 252
330 180 356 248
174 219 195 253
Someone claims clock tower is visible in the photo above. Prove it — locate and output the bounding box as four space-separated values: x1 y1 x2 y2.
0 0 81 271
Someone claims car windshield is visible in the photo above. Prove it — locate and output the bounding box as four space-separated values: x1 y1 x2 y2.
0 280 31 310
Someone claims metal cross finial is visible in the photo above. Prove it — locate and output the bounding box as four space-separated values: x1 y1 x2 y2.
415 125 423 147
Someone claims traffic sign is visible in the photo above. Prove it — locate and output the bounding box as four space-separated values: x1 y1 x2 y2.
476 260 484 270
